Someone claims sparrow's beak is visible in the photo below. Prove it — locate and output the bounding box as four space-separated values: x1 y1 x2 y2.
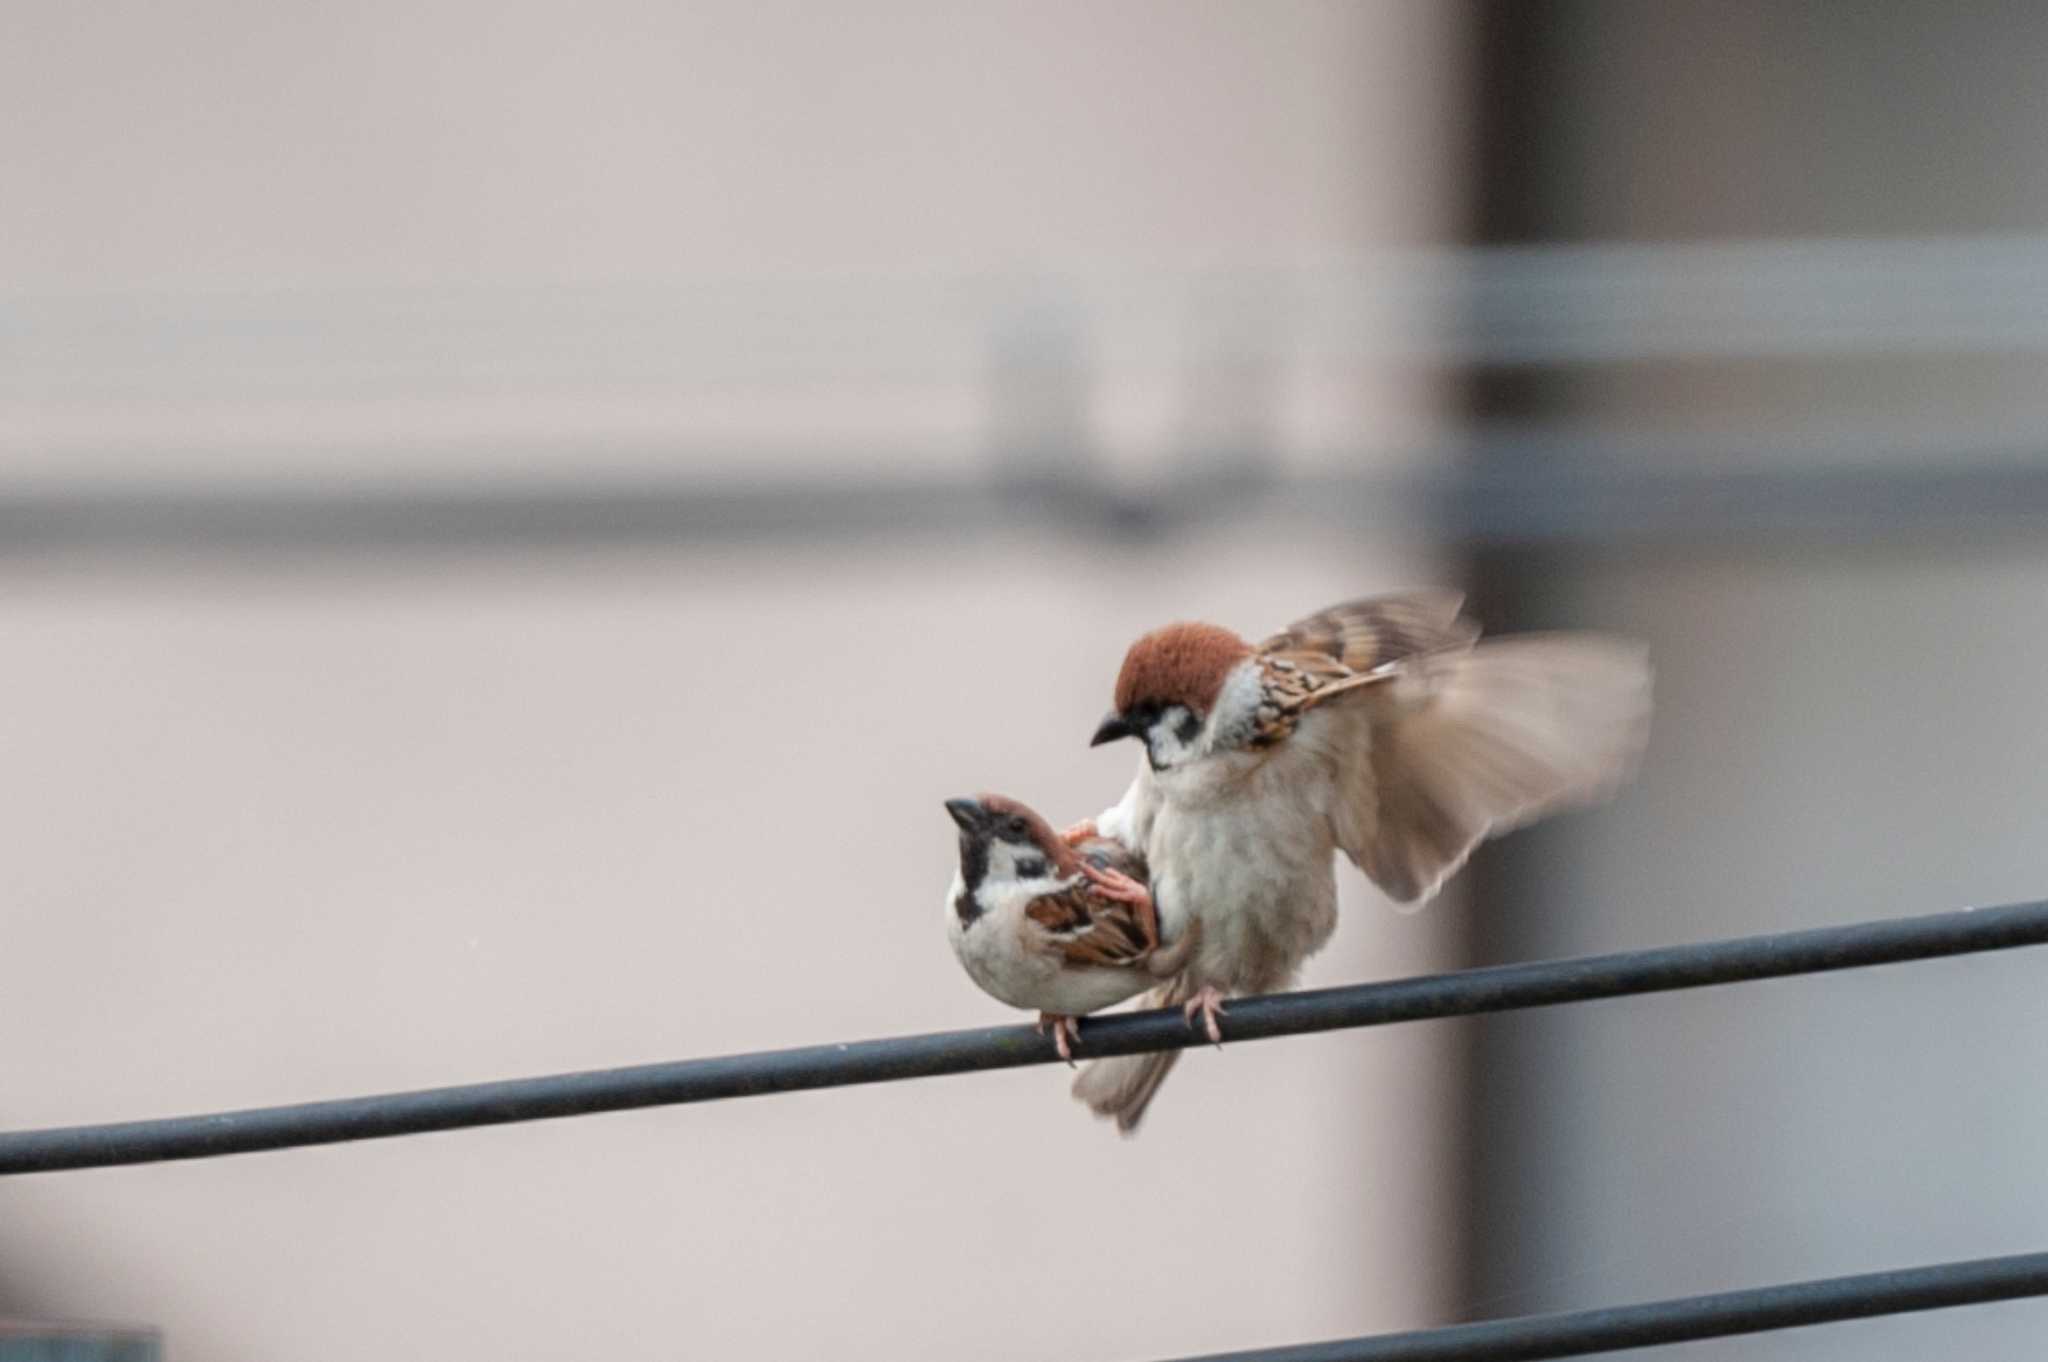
944 797 985 832
1090 711 1137 747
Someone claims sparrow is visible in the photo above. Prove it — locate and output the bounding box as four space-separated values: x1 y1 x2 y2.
1070 590 1651 1131
944 793 1195 1062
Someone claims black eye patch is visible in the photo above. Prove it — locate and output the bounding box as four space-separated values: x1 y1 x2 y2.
1015 856 1048 878
1173 711 1202 744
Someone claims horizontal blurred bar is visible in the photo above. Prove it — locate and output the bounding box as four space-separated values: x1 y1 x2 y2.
0 470 1011 555
11 235 2048 389
0 1319 160 1361
1168 1251 2048 1362
2 898 2043 1175
6 446 2048 555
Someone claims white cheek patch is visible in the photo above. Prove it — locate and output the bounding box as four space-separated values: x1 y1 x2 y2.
1146 705 1207 770
975 871 1085 921
1149 661 1265 765
1207 660 1267 747
986 839 1051 881
982 838 1067 892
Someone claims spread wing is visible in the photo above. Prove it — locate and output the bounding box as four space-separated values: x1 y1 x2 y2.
1252 593 1648 906
1330 634 1652 906
1258 590 1478 674
1024 882 1158 970
1250 591 1483 744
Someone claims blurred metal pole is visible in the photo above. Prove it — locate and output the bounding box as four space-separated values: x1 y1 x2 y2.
1456 8 2048 1359
1456 0 1589 1322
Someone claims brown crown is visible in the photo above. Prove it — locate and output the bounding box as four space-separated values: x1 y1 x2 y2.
973 794 1083 875
1112 621 1252 715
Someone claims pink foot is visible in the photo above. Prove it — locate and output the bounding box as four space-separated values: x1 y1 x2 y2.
1079 862 1150 909
1183 986 1227 1047
1037 1012 1082 1065
1079 861 1160 948
1060 818 1099 845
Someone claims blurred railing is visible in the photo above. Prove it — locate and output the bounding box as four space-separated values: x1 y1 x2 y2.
5 436 2048 556
9 232 2048 555
0 1319 159 1362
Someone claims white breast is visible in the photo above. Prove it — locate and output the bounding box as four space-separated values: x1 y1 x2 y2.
1145 708 1350 994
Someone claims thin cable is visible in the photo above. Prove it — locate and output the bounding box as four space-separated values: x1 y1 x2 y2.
2 898 2045 1175
1162 1250 2048 1361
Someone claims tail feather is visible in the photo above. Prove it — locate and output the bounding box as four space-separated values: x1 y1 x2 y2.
1071 976 1190 1135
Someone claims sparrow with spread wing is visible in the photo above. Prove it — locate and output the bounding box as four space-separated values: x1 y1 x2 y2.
1071 590 1651 1130
944 793 1195 1061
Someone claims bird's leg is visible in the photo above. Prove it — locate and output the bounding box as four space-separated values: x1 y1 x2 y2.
1036 1012 1082 1065
1078 862 1148 908
1182 986 1227 1047
1060 818 1099 845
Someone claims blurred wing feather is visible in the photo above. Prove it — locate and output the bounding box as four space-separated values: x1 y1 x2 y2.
1333 635 1652 906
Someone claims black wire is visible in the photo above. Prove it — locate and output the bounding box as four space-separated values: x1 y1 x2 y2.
1163 1250 2048 1361
2 898 2045 1175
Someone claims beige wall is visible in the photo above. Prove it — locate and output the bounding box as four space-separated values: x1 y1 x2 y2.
0 4 1471 1359
2 1 1464 487
1 526 1465 1361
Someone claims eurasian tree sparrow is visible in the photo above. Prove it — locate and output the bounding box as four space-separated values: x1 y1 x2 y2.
1071 590 1650 1130
944 794 1193 1061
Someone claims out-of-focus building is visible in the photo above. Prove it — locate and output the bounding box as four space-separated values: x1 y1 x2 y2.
12 5 2043 1358
0 6 1473 1360
1462 5 2048 1358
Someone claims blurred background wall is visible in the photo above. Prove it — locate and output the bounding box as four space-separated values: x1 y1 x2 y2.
1462 4 2048 1360
0 4 1474 1360
10 4 2048 1360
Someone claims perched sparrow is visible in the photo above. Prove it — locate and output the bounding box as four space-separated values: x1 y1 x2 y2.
944 794 1194 1061
1071 590 1650 1131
